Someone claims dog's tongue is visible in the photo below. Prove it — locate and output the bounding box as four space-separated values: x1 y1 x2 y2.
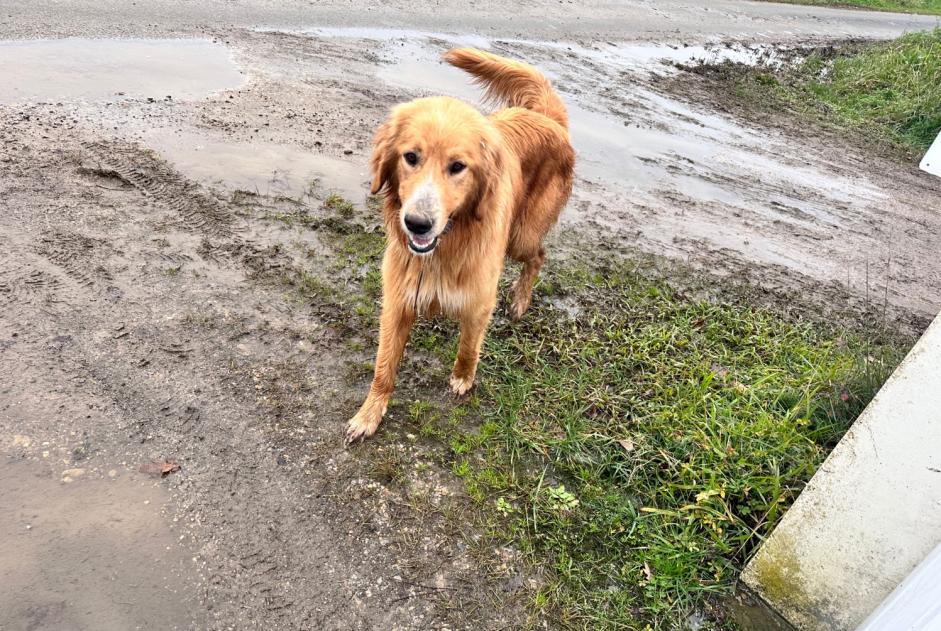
412 236 433 246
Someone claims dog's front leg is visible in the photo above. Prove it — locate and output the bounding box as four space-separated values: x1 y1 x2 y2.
346 293 415 443
450 301 495 396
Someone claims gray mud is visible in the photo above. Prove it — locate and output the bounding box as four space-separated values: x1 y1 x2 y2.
1 2 940 629
0 459 200 630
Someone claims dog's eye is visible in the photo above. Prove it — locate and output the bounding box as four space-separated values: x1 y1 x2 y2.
449 161 466 175
404 152 419 166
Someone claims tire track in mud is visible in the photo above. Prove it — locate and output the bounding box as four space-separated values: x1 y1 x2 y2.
0 243 110 320
81 140 235 237
0 260 63 310
34 229 116 291
196 237 289 279
77 140 293 281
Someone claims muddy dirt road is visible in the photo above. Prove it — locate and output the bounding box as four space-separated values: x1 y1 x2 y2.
2 2 940 629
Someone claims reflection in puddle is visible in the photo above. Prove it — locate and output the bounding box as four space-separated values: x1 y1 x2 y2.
0 38 244 104
144 131 368 203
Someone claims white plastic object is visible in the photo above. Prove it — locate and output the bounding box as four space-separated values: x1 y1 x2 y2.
855 543 941 631
920 131 941 178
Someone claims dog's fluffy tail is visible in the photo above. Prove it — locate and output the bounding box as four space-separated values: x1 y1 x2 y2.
443 48 568 129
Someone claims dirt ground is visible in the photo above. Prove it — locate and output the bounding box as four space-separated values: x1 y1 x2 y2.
2 2 940 629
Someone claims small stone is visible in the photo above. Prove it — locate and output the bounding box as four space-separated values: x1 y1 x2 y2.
108 469 118 478
62 468 85 481
12 434 31 448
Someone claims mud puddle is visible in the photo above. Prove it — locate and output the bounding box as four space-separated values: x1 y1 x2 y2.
0 38 244 104
143 130 368 202
293 30 876 234
0 458 200 631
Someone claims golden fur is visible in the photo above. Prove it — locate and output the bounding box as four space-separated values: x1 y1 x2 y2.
346 48 575 442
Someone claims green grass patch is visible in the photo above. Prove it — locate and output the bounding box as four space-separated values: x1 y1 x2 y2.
682 29 941 154
759 0 941 15
411 260 907 628
806 29 941 149
324 192 357 219
289 191 909 627
275 193 386 331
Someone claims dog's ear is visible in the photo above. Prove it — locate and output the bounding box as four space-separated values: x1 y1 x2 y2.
471 138 504 220
370 118 397 196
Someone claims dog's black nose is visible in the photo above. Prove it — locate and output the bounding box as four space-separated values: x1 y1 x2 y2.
404 215 433 236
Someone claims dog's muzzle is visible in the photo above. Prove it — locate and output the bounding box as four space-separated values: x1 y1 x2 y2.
404 217 454 255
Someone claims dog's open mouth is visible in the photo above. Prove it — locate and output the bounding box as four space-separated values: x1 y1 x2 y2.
407 234 439 254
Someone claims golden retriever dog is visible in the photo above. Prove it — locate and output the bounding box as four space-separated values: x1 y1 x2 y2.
346 48 575 442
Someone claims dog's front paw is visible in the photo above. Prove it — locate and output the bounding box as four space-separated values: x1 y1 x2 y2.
345 398 387 444
449 373 475 396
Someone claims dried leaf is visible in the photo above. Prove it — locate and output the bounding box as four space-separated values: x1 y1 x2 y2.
139 459 181 477
618 438 635 453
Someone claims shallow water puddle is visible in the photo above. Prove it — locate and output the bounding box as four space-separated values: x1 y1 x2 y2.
0 38 244 104
0 458 200 630
283 26 783 70
144 130 368 202
302 29 760 205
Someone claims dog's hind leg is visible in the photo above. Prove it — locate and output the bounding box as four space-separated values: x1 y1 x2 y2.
509 246 545 321
506 167 571 321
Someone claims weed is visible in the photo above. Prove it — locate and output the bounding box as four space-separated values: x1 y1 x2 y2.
368 447 409 485
324 192 357 219
338 231 386 268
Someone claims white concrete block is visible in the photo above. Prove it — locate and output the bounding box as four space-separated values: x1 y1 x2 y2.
741 313 941 630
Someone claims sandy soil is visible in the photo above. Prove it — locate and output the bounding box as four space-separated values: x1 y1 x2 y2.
1 2 939 629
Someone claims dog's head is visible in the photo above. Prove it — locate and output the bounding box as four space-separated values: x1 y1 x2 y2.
369 96 502 255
